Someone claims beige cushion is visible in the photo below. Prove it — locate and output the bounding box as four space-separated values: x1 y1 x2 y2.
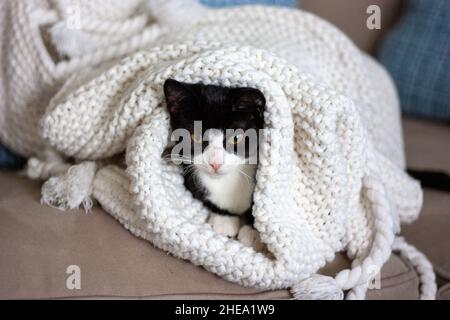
402 117 450 283
438 283 450 300
0 170 419 299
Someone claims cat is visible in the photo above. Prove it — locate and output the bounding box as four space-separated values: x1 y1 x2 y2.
163 79 265 250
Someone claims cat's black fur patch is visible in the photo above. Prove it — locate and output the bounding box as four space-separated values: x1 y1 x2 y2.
164 79 264 136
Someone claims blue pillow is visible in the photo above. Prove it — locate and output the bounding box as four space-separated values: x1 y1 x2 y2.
0 145 25 170
378 0 450 120
201 0 297 8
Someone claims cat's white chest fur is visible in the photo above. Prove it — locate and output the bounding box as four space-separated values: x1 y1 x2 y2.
198 164 256 214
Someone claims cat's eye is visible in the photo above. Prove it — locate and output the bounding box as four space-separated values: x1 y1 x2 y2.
191 133 203 143
228 133 244 145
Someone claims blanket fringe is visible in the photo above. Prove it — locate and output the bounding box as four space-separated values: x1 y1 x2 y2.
40 161 97 212
291 275 344 300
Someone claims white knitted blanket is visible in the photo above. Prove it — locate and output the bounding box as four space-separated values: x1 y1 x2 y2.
0 1 436 299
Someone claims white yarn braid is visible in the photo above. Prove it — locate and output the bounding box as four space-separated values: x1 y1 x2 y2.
393 237 437 300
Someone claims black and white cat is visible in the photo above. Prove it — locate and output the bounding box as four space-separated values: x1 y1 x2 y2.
163 79 264 249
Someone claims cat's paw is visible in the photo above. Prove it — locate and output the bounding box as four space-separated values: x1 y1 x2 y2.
208 214 240 237
238 225 264 252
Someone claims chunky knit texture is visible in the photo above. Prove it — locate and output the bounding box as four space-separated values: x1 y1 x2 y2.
0 0 161 157
0 1 436 299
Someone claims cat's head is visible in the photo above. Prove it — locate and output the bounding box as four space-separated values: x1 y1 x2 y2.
163 79 265 177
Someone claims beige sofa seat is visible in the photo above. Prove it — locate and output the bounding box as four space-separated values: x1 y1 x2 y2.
1 118 448 300
0 168 420 299
402 118 450 288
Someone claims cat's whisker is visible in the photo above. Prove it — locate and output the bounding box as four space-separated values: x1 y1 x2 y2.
237 172 247 189
172 159 193 164
163 154 193 162
165 154 194 165
238 169 255 189
176 155 193 160
197 163 210 171
238 169 255 182
189 167 203 193
183 165 196 173
162 152 190 158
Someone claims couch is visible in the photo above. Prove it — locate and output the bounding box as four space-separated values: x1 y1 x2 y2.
1 0 449 299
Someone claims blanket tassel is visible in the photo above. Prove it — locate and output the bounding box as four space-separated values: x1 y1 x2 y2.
41 161 97 212
291 274 344 300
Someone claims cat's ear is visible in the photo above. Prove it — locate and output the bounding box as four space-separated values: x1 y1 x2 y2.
164 79 195 114
231 88 265 115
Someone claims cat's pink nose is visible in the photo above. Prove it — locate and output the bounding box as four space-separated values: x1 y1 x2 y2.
210 163 222 172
